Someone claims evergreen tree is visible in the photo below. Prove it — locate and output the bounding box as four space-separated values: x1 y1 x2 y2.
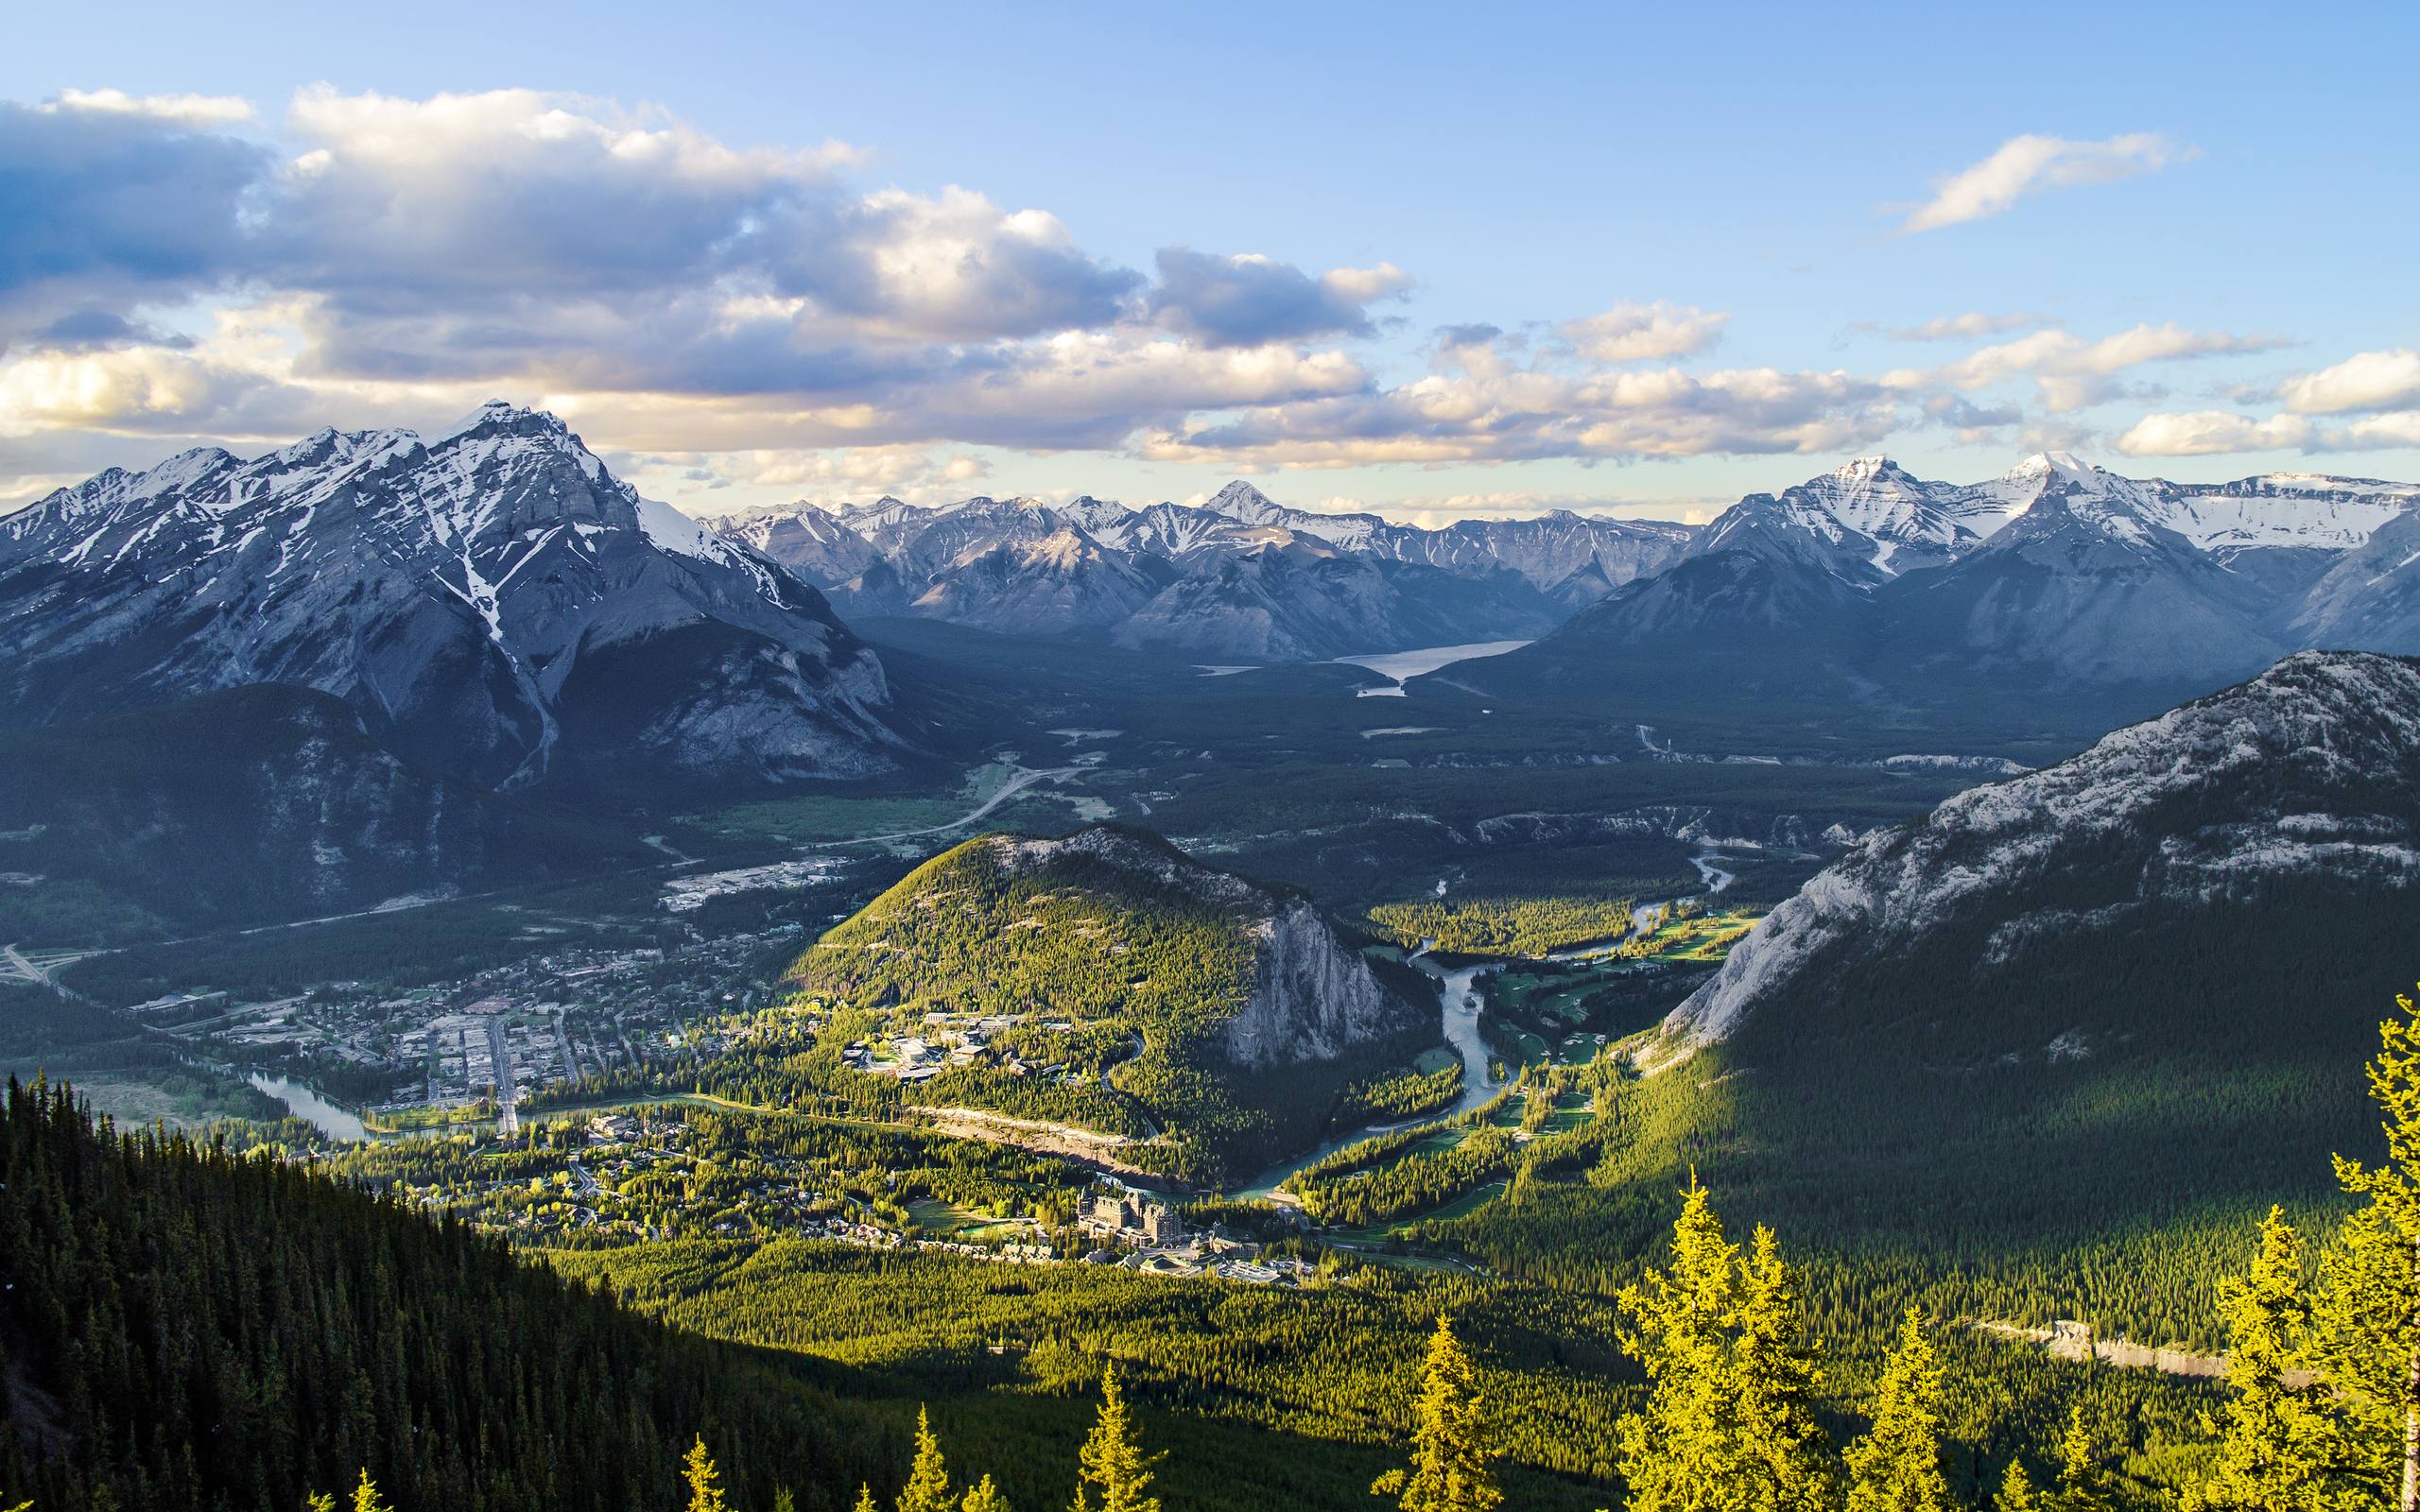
1071 1365 1163 1512
1371 1315 1502 1512
898 1407 953 1512
351 1470 389 1512
684 1436 730 1512
2325 988 2420 1512
962 1475 1012 1512
1614 1180 1836 1511
1614 1177 1743 1512
1843 1309 1952 1512
1731 1226 1834 1510
1991 1460 2039 1512
2185 1208 2351 1511
2048 1407 2116 1512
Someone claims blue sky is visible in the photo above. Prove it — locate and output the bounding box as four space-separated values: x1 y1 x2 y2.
5 1 2416 523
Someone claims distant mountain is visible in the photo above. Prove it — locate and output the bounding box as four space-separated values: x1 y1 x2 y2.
2291 505 2420 651
1113 536 1560 662
1363 510 1693 608
0 403 904 793
718 479 1675 660
1443 452 2420 719
908 526 1178 634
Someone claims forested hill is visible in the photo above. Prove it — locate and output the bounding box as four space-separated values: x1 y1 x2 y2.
771 826 1437 1178
0 1078 899 1512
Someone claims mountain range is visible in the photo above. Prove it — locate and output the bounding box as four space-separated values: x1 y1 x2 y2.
0 402 903 795
1443 453 2420 714
717 479 1690 660
9 408 2420 822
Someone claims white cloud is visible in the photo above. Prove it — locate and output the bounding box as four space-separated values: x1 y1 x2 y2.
2329 412 2420 451
1559 301 1729 363
1871 311 2056 342
2114 410 2314 456
1900 132 2189 233
1912 322 2291 411
1142 329 1900 469
2279 349 2420 415
47 88 255 127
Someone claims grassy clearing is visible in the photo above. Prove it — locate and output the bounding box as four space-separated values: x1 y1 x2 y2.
1633 908 1756 963
906 1196 1034 1241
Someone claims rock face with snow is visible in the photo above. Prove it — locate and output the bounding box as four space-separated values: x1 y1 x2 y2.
1647 651 2420 1067
716 479 1651 660
0 403 902 792
1450 452 2420 713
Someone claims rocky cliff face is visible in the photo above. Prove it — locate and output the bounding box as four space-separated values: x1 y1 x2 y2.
1648 650 2420 1068
1223 897 1423 1069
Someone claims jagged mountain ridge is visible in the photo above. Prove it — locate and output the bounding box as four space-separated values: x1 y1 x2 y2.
1649 649 2420 1067
0 403 904 792
1443 452 2420 712
717 480 1672 660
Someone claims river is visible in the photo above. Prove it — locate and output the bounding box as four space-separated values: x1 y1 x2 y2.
250 1074 369 1142
1232 958 1502 1198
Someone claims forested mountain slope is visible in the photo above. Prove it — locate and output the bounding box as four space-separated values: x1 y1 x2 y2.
1446 652 2420 1348
0 1078 899 1512
0 685 648 939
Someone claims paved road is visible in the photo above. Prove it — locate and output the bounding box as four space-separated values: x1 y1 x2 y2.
0 943 44 985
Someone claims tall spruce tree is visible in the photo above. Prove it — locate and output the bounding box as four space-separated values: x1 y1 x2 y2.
1373 1315 1502 1512
2048 1407 2117 1512
683 1437 729 1512
2325 988 2420 1512
899 1407 953 1512
1070 1365 1162 1512
1614 1178 1832 1512
2185 1208 2350 1511
1843 1309 1953 1512
1991 1460 2039 1512
1732 1226 1834 1510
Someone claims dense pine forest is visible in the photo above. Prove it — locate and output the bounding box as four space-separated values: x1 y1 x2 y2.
0 1077 901 1512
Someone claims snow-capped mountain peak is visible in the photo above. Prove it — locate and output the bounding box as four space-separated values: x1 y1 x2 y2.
0 408 899 791
1201 479 1284 521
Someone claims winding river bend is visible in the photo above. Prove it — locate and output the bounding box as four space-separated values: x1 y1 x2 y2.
1232 958 1502 1199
